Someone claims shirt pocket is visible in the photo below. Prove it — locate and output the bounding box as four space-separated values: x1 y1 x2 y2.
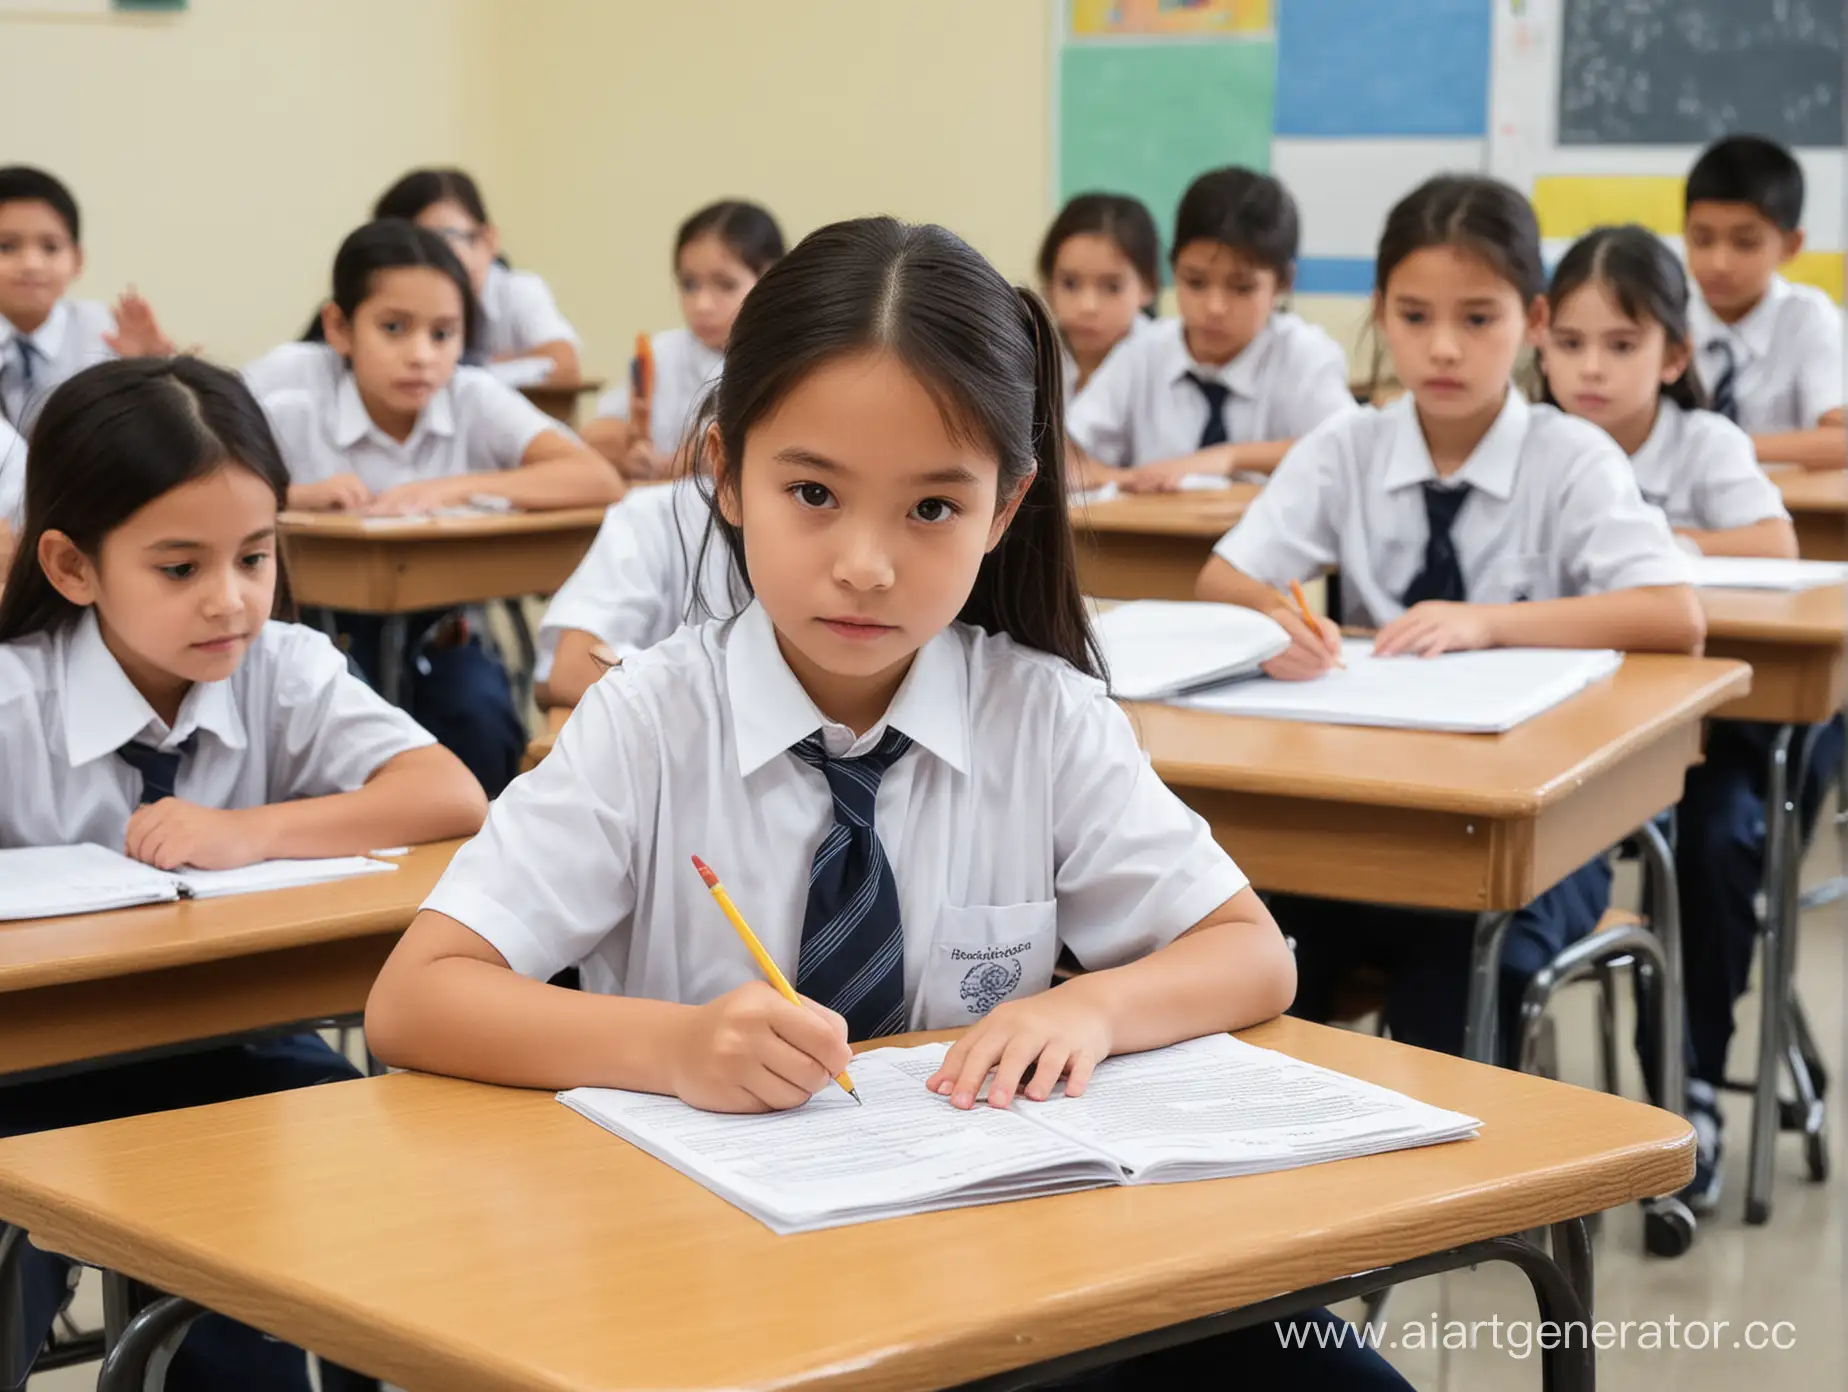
916 901 1059 1030
1477 550 1546 604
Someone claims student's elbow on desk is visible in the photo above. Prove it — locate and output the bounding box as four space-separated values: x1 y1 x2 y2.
375 744 490 838
1637 584 1707 655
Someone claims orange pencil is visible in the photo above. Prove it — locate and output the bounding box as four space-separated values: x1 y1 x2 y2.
1288 579 1346 670
630 332 655 447
691 855 862 1105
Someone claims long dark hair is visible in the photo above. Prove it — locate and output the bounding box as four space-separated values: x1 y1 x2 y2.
1541 224 1706 412
1037 192 1162 312
676 200 785 277
0 358 293 642
374 167 491 225
302 219 480 353
688 217 1101 677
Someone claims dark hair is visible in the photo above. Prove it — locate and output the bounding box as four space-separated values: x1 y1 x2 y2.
1037 193 1162 308
675 201 785 277
0 165 80 244
1686 136 1804 232
1172 167 1299 281
688 217 1101 678
1376 174 1545 303
0 359 293 642
319 219 479 355
1542 224 1706 413
373 167 491 227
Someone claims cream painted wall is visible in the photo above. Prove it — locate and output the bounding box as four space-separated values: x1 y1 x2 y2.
0 0 491 366
469 0 1057 383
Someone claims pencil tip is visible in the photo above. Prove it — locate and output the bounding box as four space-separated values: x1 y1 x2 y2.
690 855 717 888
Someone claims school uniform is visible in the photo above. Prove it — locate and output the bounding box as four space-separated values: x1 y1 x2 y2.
249 342 561 795
1060 313 1157 405
592 326 722 456
0 298 115 432
1217 389 1692 1062
425 601 1407 1388
1689 275 1845 433
0 417 24 532
1628 399 1789 533
477 261 580 361
534 479 743 682
0 611 431 1391
1066 313 1354 468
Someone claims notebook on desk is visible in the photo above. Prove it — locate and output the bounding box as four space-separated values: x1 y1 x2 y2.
1096 600 1292 700
0 844 398 922
1688 557 1848 591
559 1033 1480 1235
1171 641 1623 734
1075 475 1234 505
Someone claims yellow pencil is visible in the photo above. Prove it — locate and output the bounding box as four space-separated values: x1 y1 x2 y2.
1288 578 1346 671
691 855 861 1105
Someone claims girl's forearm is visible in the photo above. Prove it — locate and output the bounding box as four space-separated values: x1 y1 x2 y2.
240 746 487 859
1485 585 1705 653
1680 518 1798 558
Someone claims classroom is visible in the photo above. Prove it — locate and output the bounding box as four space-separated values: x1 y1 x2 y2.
0 0 1843 1388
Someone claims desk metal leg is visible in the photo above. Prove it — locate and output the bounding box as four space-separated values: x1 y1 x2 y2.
1633 820 1686 1117
1464 911 1514 1064
96 1293 203 1392
950 1221 1597 1392
377 614 410 708
0 1225 29 1392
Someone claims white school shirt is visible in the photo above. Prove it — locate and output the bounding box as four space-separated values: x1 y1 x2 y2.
0 610 434 850
1066 313 1355 468
0 299 116 431
1690 276 1845 434
1060 314 1159 406
592 327 723 455
534 480 745 681
1217 389 1692 627
246 343 561 492
0 416 24 530
1627 401 1788 533
424 602 1248 1029
477 262 580 360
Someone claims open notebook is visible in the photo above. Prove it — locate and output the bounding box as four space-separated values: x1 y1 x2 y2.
1074 475 1233 505
1096 600 1292 700
1689 557 1848 592
559 1034 1479 1235
0 843 398 922
1172 640 1623 734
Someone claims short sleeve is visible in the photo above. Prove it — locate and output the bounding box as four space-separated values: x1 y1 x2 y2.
256 390 332 485
1687 415 1789 530
1273 331 1358 439
1065 342 1139 467
1554 436 1693 595
262 625 435 799
1792 297 1845 426
1212 422 1346 585
535 488 696 678
454 369 568 472
421 672 654 979
1051 684 1249 969
505 271 580 349
0 422 24 529
242 343 338 402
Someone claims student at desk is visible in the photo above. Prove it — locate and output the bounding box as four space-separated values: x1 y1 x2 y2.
245 219 622 794
1065 166 1353 493
367 218 1409 1389
0 358 485 1391
1037 192 1161 399
1196 175 1704 1066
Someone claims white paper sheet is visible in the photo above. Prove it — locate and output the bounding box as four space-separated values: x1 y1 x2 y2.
1690 557 1848 592
1174 641 1623 733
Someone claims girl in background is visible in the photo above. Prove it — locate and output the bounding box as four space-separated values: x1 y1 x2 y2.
1037 191 1161 399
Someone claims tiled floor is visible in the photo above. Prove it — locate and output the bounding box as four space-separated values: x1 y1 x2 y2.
26 822 1848 1390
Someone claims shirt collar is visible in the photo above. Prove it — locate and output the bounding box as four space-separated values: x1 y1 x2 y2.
0 299 70 358
1693 275 1788 360
1381 386 1528 501
1166 316 1275 396
726 600 970 778
333 372 456 449
59 609 247 767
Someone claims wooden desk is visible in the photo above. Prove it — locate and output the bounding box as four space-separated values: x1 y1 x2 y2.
1700 584 1846 726
1774 469 1847 561
1072 486 1259 600
0 842 460 1079
0 1018 1688 1392
279 508 606 615
521 705 571 773
518 377 604 429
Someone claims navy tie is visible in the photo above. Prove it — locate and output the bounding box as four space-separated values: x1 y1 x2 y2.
1186 374 1231 449
1705 339 1738 424
3 337 38 426
1402 483 1472 608
116 737 195 805
792 727 914 1042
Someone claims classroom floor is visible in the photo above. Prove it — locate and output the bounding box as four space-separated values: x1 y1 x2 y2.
26 813 1848 1391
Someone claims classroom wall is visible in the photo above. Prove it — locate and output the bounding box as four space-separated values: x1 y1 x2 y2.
0 0 494 366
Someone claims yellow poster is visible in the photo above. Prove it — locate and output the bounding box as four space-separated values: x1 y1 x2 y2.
1070 0 1271 38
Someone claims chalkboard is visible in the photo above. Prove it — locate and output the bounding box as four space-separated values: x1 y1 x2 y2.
1558 0 1842 147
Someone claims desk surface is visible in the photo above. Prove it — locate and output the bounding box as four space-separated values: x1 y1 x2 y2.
0 1017 1690 1392
1073 484 1260 538
1774 468 1847 514
1699 582 1846 646
278 507 611 541
1700 583 1846 725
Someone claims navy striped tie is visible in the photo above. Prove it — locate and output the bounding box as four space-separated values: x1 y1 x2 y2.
792 727 914 1042
116 737 195 805
1706 339 1738 424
